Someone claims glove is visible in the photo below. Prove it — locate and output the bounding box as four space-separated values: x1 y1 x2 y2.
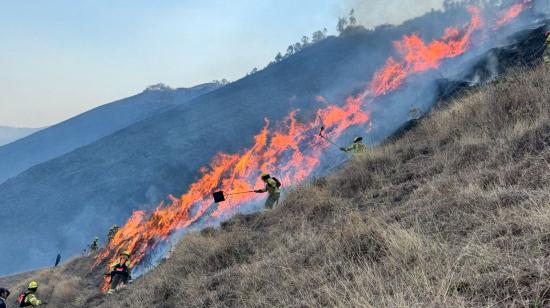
340 147 346 151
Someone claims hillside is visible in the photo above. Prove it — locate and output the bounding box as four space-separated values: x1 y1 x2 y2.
0 82 219 184
2 61 548 308
0 126 42 146
0 6 485 276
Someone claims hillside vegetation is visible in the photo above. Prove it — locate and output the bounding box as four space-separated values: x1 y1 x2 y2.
2 65 549 307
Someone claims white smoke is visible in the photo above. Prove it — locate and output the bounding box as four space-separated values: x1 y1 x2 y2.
339 0 445 28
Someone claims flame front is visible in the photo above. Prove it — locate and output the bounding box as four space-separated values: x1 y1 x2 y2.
369 6 483 96
94 2 530 291
495 0 531 28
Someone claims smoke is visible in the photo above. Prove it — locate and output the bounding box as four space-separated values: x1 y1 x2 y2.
340 0 445 28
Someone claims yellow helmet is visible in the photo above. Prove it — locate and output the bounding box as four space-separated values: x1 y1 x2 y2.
120 251 131 258
261 173 270 180
28 281 38 289
354 136 363 143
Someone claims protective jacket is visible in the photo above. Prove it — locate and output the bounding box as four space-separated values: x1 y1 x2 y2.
108 259 132 293
0 297 6 308
108 226 119 241
20 292 44 307
342 142 367 154
260 178 280 194
110 259 132 277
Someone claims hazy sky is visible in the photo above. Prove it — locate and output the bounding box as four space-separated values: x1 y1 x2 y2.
0 0 442 127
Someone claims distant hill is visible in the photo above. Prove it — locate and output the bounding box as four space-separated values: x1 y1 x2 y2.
0 83 220 183
0 126 42 146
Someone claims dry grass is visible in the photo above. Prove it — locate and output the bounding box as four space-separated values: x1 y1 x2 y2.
2 65 549 307
0 255 107 307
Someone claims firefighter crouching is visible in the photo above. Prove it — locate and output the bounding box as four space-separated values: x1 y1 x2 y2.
106 251 132 294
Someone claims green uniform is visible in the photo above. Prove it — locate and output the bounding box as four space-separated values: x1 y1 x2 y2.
260 178 280 209
90 239 99 251
108 226 119 242
544 36 550 64
342 142 367 154
23 292 44 306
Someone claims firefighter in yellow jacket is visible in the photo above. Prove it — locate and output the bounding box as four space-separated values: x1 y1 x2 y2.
254 173 281 209
544 32 550 64
340 137 367 154
107 251 132 294
18 281 46 306
107 225 119 242
90 236 99 252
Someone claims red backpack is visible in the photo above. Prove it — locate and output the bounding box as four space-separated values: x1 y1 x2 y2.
17 292 31 307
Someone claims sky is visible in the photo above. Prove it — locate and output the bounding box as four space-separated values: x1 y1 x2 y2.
0 0 442 128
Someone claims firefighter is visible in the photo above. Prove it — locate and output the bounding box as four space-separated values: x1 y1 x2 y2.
89 237 99 252
254 173 281 210
107 251 132 294
544 31 550 65
107 225 120 242
17 281 46 306
340 137 367 154
54 253 61 267
0 288 10 308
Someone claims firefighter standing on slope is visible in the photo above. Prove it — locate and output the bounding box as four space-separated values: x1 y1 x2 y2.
340 136 367 154
254 173 281 210
107 251 132 294
107 225 119 243
544 31 550 65
89 237 99 252
18 281 46 306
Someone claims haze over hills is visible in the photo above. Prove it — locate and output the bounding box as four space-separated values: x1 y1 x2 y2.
0 82 220 184
0 126 42 146
0 2 542 277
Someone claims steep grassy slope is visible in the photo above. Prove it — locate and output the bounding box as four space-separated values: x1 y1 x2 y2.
2 63 548 307
0 7 478 276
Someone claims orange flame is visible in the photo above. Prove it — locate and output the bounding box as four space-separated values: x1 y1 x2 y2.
369 6 483 96
495 0 531 28
94 92 370 291
94 2 530 292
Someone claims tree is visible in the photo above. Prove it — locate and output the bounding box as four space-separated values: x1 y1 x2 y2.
349 9 357 27
337 17 348 34
145 83 172 91
285 45 295 57
301 35 310 47
248 67 258 75
275 52 283 62
312 30 326 43
293 42 302 53
213 79 229 85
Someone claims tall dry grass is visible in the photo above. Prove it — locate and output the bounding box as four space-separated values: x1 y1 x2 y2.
2 65 549 307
